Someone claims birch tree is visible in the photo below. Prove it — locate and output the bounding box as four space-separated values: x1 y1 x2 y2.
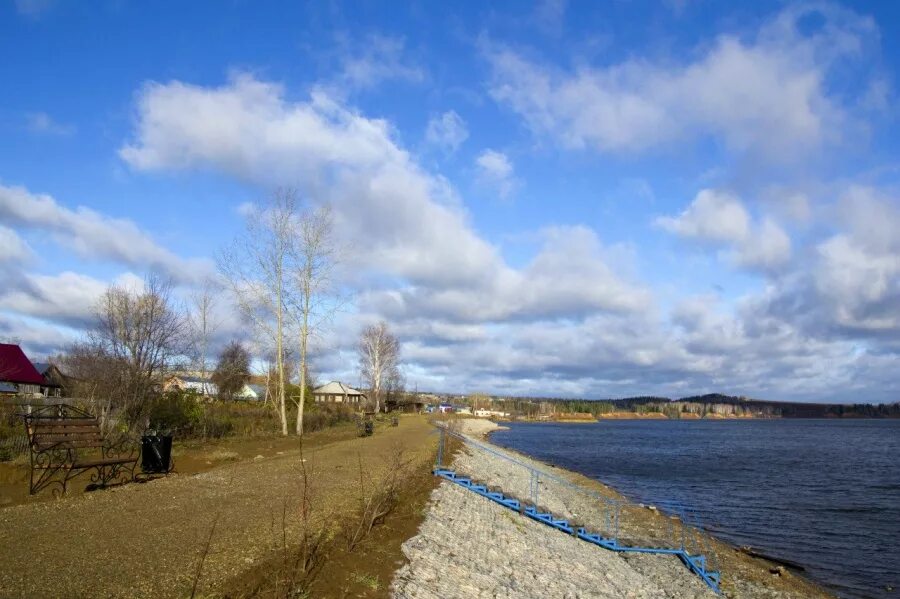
290 205 339 435
188 278 219 392
358 321 401 413
219 189 299 435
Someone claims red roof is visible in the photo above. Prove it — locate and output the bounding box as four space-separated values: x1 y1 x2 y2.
0 344 45 385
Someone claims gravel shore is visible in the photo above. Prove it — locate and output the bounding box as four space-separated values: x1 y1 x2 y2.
392 419 832 599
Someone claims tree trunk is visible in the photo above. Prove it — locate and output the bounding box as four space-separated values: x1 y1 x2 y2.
276 267 288 436
295 307 308 436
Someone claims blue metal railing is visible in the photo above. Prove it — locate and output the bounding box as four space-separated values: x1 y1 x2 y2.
434 426 722 594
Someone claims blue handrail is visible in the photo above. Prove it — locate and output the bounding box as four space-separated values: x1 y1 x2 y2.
434 426 722 594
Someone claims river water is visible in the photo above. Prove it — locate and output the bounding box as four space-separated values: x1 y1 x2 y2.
490 419 900 598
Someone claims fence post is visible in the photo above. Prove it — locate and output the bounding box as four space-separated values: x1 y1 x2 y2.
436 427 445 469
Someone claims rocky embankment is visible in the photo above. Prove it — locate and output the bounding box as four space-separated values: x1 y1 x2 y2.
392 419 831 599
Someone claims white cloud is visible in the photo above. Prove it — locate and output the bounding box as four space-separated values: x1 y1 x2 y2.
0 314 79 358
0 183 212 282
476 149 516 199
808 188 900 334
425 110 469 152
120 74 633 311
0 226 33 262
364 225 650 323
113 71 900 402
657 189 791 272
0 271 110 327
334 35 424 92
25 112 75 136
656 189 750 242
487 4 875 160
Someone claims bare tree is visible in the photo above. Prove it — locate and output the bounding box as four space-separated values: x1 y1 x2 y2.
88 274 186 421
188 278 220 392
219 189 299 436
290 205 340 436
358 321 401 413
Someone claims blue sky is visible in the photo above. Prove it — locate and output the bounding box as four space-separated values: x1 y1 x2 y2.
2 0 899 402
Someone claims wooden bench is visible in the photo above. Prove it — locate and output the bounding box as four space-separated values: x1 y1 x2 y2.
23 404 138 495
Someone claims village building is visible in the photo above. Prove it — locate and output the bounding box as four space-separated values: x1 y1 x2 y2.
474 408 511 418
31 362 66 397
234 383 267 401
0 344 46 397
163 374 218 397
312 381 366 404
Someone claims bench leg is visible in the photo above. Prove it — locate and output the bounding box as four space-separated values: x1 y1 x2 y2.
29 456 69 496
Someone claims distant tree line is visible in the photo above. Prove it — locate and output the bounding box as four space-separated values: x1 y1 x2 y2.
472 392 900 419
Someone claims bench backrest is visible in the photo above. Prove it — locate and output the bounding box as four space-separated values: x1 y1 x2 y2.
23 405 105 453
26 417 104 451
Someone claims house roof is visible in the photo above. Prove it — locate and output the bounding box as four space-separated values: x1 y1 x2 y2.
313 381 365 396
247 384 266 397
180 375 213 384
32 362 52 375
0 344 46 385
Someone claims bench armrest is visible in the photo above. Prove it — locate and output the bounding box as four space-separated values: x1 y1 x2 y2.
31 443 76 469
102 435 139 462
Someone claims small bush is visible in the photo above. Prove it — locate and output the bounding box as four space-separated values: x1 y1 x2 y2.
145 391 205 435
303 404 356 433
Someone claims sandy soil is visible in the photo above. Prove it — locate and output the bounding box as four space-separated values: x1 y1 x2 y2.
0 415 436 598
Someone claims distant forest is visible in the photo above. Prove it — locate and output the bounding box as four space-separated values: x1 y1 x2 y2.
485 393 900 419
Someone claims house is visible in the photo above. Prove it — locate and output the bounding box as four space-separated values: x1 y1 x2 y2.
313 381 366 405
385 397 425 413
31 362 66 397
475 408 511 418
0 344 45 397
164 374 218 397
234 383 267 401
437 403 454 413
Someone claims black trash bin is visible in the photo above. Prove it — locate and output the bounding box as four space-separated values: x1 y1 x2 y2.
141 434 173 474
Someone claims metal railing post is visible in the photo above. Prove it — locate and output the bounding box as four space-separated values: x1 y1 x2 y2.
436 427 445 468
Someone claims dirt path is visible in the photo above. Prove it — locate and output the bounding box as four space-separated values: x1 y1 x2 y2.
0 415 436 598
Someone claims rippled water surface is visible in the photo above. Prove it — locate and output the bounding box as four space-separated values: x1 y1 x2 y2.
490 419 900 598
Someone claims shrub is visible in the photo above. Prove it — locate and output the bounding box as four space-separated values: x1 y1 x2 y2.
304 404 356 433
145 391 205 435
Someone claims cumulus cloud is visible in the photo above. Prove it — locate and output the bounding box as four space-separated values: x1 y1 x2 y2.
120 73 636 314
805 188 900 335
362 225 650 323
0 183 212 282
0 226 33 262
0 271 117 328
113 71 900 402
487 4 875 160
476 149 516 199
425 110 469 152
657 189 792 272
